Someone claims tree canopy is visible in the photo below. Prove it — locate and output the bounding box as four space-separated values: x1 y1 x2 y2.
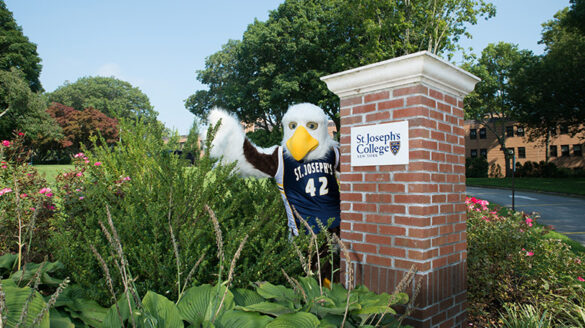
47 76 158 122
186 0 495 135
0 1 43 92
462 42 534 174
510 7 585 141
47 103 118 153
0 68 60 141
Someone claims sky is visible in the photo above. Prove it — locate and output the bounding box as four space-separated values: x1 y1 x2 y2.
5 0 571 135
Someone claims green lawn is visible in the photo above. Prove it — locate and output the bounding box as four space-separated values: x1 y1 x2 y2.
34 164 74 184
466 177 585 197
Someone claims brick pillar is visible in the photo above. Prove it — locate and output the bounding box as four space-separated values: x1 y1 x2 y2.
321 51 479 328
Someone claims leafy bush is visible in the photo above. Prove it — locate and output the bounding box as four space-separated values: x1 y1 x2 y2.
0 132 56 264
466 196 585 326
513 160 585 178
49 120 310 305
466 156 489 178
88 205 412 328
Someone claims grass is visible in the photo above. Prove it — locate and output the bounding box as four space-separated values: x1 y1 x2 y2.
466 177 585 197
33 164 74 184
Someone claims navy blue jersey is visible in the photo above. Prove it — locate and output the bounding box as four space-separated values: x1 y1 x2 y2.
275 147 340 235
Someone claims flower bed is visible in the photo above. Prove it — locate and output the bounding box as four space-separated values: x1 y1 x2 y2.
466 196 585 326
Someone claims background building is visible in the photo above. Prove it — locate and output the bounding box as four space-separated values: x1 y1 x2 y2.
465 120 584 177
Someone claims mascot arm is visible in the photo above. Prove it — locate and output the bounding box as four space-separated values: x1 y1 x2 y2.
243 139 279 177
206 108 277 178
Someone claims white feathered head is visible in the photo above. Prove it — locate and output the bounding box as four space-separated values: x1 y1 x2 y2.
281 103 337 162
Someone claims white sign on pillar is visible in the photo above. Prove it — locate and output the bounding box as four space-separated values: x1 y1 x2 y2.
350 121 409 166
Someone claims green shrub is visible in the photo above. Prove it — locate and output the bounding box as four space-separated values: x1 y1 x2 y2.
0 132 56 264
466 157 489 178
49 120 309 305
466 196 585 326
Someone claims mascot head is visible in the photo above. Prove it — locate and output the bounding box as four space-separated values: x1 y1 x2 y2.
281 103 337 162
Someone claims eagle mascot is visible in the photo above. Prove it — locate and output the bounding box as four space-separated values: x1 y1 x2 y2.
205 103 340 237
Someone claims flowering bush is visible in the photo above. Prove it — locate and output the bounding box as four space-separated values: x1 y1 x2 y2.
0 131 56 263
467 196 585 326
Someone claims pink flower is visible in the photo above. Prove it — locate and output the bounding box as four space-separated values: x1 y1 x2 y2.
17 132 24 136
74 152 85 158
79 196 84 200
76 172 83 177
578 276 585 282
20 193 27 198
1 165 7 169
526 251 534 257
1 140 10 147
0 188 12 196
123 176 131 181
39 187 52 194
94 162 102 166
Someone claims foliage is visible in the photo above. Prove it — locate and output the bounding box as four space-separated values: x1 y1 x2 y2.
0 1 43 92
567 0 585 34
465 156 488 178
90 204 411 328
511 160 584 178
49 120 309 305
509 7 585 140
0 132 56 264
246 128 283 148
496 303 552 328
0 254 108 327
466 197 585 326
47 102 119 154
0 69 61 142
97 276 410 327
47 76 158 123
187 0 495 132
462 42 535 176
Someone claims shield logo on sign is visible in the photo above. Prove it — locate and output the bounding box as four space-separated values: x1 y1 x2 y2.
390 141 400 155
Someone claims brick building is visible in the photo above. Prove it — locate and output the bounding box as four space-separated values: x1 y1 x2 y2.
464 120 585 176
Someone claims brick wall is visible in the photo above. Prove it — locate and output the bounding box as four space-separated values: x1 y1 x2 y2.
322 52 479 328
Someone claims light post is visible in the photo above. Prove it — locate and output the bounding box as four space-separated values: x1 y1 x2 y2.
509 148 516 211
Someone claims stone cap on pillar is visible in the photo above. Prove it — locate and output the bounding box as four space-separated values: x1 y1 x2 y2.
321 51 480 98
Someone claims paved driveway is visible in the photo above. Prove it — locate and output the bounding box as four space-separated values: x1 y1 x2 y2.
466 186 585 245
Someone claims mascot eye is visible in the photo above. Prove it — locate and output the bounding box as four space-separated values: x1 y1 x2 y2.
307 122 318 130
289 122 297 130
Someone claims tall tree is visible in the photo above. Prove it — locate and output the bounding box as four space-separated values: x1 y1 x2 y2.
0 68 60 141
566 0 585 34
463 42 534 174
48 76 158 122
186 0 495 135
510 7 585 152
0 1 43 92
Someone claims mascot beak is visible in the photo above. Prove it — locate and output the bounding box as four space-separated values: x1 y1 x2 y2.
286 126 319 161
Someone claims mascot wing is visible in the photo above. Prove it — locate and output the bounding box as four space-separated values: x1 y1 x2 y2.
206 108 278 178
